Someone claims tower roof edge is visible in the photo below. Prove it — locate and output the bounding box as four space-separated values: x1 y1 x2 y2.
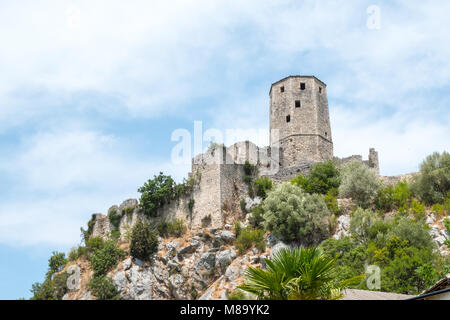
269 75 327 95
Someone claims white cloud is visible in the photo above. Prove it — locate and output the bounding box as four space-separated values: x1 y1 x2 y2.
0 127 189 246
0 0 449 247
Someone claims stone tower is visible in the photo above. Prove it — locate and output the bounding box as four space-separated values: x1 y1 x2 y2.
269 76 333 167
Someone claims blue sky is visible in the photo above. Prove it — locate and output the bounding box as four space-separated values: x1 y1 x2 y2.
0 0 449 299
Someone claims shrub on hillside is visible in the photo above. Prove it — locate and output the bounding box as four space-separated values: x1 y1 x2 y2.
156 218 186 238
30 279 56 300
234 227 266 254
339 160 381 208
90 240 125 277
130 220 159 261
46 252 67 278
68 246 88 261
349 208 379 245
375 181 413 212
291 161 340 195
248 205 265 229
262 183 330 245
253 177 273 199
108 209 122 230
89 276 120 300
388 217 434 250
411 151 450 205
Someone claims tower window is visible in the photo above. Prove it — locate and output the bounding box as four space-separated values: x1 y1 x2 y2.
286 115 291 123
325 132 328 137
300 83 306 90
319 87 322 94
280 86 285 93
295 100 301 108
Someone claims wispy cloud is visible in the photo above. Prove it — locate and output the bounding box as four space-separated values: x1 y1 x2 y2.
0 0 449 249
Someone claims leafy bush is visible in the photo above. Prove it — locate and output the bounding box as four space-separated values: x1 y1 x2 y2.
253 177 273 199
234 227 265 254
324 191 342 215
90 240 125 277
85 236 105 258
156 218 186 238
108 209 122 230
292 161 341 195
243 160 257 186
130 220 159 261
138 172 178 217
89 276 120 300
52 272 69 300
30 279 56 300
227 289 246 300
320 237 368 287
411 151 450 205
349 208 379 245
375 181 412 212
47 252 67 278
262 183 330 245
388 217 434 250
68 246 87 261
339 160 381 208
30 272 69 300
443 217 450 233
248 205 265 229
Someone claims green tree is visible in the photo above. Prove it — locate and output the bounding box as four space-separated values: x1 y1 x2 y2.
47 251 67 278
239 247 362 300
411 151 450 205
262 183 330 245
138 172 178 217
339 160 381 208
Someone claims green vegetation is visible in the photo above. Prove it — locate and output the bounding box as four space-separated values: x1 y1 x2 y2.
138 173 178 217
262 183 330 245
108 209 122 230
320 209 447 294
291 161 340 195
130 220 159 261
88 276 120 300
156 218 186 238
90 240 126 277
253 177 273 199
339 160 381 208
68 246 87 262
248 205 265 229
234 227 266 254
80 214 97 243
239 247 361 300
138 172 200 217
411 151 450 205
46 252 67 278
375 181 412 212
243 160 257 185
226 289 246 300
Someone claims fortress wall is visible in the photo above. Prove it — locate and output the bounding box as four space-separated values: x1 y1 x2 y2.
189 162 222 228
219 164 248 225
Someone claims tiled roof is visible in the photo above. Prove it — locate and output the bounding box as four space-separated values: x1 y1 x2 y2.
341 289 414 300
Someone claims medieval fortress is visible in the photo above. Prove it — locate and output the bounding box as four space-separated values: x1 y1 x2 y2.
93 76 380 237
